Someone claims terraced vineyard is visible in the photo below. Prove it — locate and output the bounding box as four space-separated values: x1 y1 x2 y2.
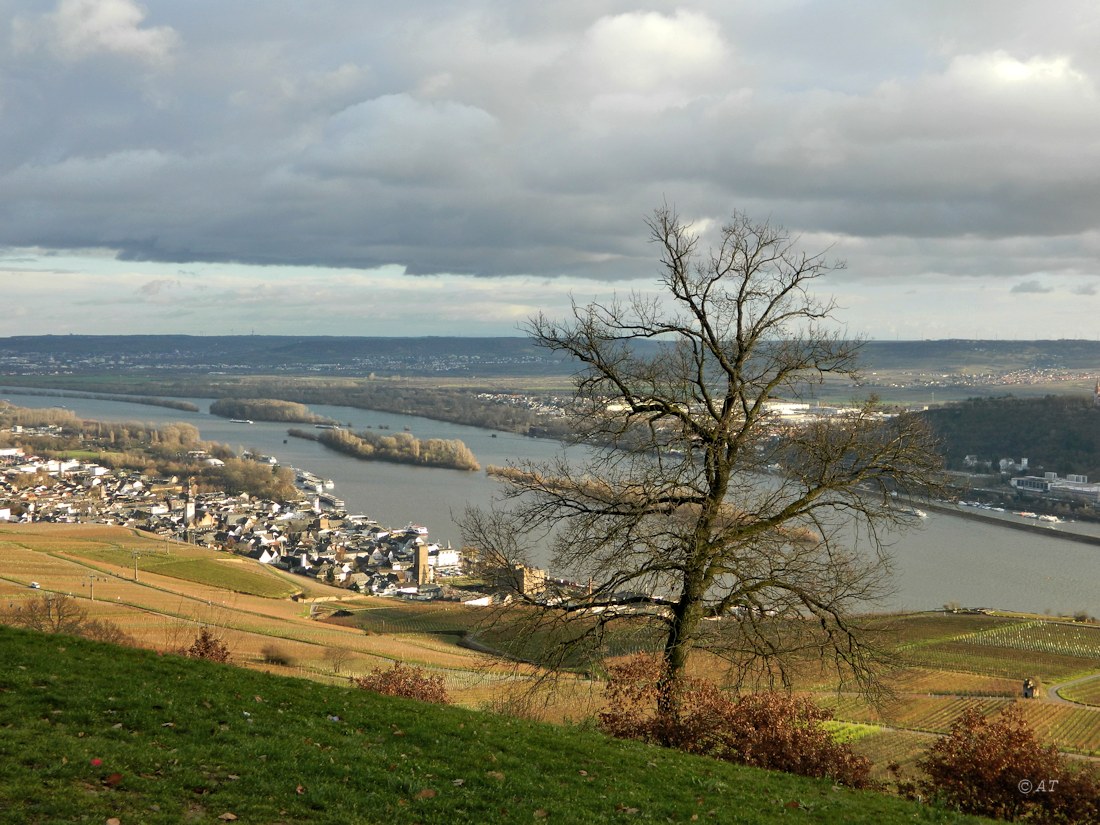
61 544 298 598
821 689 1100 755
0 523 297 598
847 729 935 782
336 602 483 635
1062 676 1100 707
821 695 1007 733
896 616 1100 681
963 619 1100 657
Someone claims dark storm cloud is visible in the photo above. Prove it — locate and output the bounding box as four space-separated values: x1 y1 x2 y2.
1010 280 1053 294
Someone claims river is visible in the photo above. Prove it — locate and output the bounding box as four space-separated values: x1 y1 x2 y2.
3 390 1099 617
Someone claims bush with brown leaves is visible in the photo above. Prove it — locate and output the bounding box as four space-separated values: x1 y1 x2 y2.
185 627 231 663
598 655 871 788
353 662 450 704
917 704 1099 823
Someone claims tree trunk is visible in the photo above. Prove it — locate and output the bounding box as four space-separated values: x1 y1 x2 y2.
656 582 703 737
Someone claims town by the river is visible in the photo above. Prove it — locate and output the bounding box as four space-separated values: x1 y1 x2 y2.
3 389 1099 617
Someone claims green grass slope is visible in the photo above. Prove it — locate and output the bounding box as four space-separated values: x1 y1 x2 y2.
0 626 989 825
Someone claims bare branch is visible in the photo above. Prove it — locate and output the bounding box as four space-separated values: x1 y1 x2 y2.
462 206 944 713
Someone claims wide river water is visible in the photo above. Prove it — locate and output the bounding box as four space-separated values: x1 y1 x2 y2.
4 390 1099 616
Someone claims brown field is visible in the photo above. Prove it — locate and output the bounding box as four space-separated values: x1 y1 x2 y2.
0 523 531 706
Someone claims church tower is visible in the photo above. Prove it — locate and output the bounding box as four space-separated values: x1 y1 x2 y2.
184 476 196 526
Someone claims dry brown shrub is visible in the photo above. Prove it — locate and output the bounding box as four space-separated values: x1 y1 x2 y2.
598 654 871 788
916 704 1099 823
353 662 450 704
1 594 134 646
185 627 231 663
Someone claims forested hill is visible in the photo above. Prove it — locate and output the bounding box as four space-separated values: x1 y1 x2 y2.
920 395 1100 477
0 334 569 376
6 335 1100 378
860 339 1100 371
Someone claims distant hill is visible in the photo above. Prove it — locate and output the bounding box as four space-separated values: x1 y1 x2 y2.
5 335 1100 378
919 394 1100 476
862 339 1100 372
0 334 569 376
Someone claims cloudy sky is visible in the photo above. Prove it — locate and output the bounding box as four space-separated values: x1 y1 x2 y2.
2 1 1099 340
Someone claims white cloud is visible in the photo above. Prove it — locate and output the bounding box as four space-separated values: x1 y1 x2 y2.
299 94 500 185
15 0 179 65
576 10 729 96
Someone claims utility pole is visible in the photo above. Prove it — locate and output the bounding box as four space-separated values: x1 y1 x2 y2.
132 552 140 582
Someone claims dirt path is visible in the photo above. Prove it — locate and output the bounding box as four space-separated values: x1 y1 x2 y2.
1047 673 1100 707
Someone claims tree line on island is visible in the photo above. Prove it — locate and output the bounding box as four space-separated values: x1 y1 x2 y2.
6 375 568 436
209 397 334 424
289 427 480 471
0 402 297 502
211 385 540 432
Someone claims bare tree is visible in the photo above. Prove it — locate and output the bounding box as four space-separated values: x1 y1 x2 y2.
2 593 89 635
324 645 353 675
461 207 943 718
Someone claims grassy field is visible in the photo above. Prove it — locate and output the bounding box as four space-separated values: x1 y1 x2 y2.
0 625 996 825
4 523 1099 775
0 523 297 598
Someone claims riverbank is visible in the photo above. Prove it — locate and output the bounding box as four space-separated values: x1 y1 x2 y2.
923 500 1100 548
4 390 1100 615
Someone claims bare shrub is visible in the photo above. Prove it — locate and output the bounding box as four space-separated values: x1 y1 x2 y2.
2 593 88 634
917 704 1099 823
80 618 135 646
260 643 294 666
353 662 449 704
598 655 871 788
185 627 231 663
324 646 352 675
2 594 136 647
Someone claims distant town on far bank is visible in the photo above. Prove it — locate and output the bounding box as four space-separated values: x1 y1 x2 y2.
4 334 1100 389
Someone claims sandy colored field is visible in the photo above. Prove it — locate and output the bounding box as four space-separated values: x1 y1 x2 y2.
0 523 530 706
